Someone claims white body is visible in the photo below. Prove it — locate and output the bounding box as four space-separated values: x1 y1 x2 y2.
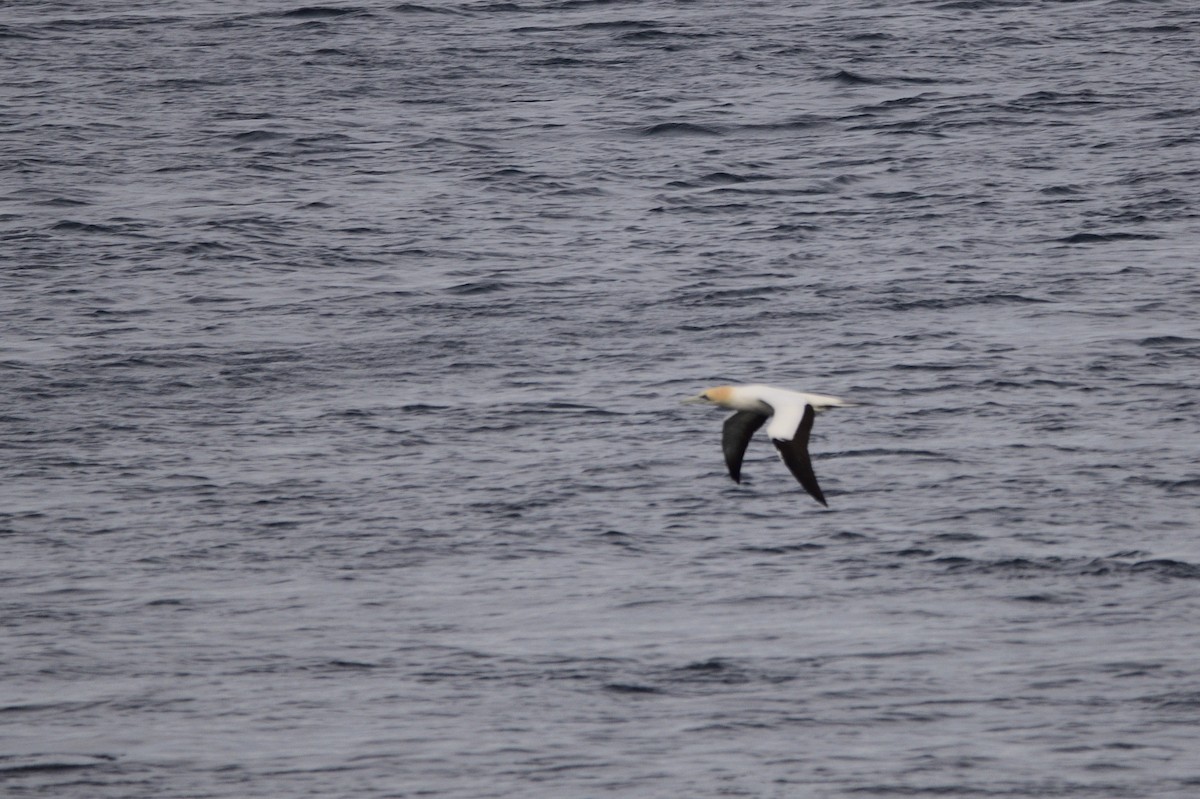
715 384 852 440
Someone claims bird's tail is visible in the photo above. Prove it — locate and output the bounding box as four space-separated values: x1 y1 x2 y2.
806 393 868 410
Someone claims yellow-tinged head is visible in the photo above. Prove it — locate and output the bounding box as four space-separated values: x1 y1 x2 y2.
704 386 735 405
684 385 736 407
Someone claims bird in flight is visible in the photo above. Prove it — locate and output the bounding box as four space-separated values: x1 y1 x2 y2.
684 384 855 506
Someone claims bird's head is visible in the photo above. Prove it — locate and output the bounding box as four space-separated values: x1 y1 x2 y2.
683 385 735 407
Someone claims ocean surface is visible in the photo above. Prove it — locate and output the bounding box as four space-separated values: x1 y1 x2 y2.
3 1 1200 796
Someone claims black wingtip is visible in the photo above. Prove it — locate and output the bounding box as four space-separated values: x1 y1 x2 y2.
722 410 768 488
771 411 829 507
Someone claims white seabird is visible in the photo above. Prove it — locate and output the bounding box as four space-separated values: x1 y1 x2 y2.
684 384 855 506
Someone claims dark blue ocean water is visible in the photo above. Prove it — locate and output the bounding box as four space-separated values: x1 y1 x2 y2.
3 1 1200 796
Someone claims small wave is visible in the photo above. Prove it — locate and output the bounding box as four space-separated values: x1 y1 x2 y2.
1058 231 1161 244
934 0 1027 8
936 556 1059 574
444 279 510 295
1130 559 1200 579
1138 336 1199 347
836 448 958 462
706 183 834 198
934 555 1200 581
888 293 1049 311
868 190 922 201
664 171 779 189
50 220 118 234
526 56 588 67
862 95 933 112
280 7 366 18
229 129 284 143
578 20 656 31
1148 691 1200 710
824 69 878 86
391 2 466 13
637 121 723 137
824 69 941 86
604 682 661 694
1039 184 1086 195
1140 107 1200 121
0 24 38 40
1011 593 1075 604
1140 477 1200 494
695 171 775 185
185 294 238 304
1125 23 1183 34
737 115 828 132
35 197 89 207
0 754 116 774
892 548 936 558
549 0 638 10
740 543 825 554
616 28 688 42
666 658 763 685
668 287 772 307
1013 89 1103 108
323 659 379 670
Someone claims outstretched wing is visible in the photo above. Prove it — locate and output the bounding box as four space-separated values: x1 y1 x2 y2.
721 410 768 483
770 404 828 506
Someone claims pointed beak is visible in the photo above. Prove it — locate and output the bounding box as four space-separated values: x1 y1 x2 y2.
681 394 708 405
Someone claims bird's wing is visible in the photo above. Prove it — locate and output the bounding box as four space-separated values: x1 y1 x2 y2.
721 410 769 484
770 404 828 506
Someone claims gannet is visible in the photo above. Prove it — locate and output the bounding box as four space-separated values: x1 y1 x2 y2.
684 384 855 506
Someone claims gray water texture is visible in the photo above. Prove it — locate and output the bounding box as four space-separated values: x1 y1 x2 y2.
3 1 1200 796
